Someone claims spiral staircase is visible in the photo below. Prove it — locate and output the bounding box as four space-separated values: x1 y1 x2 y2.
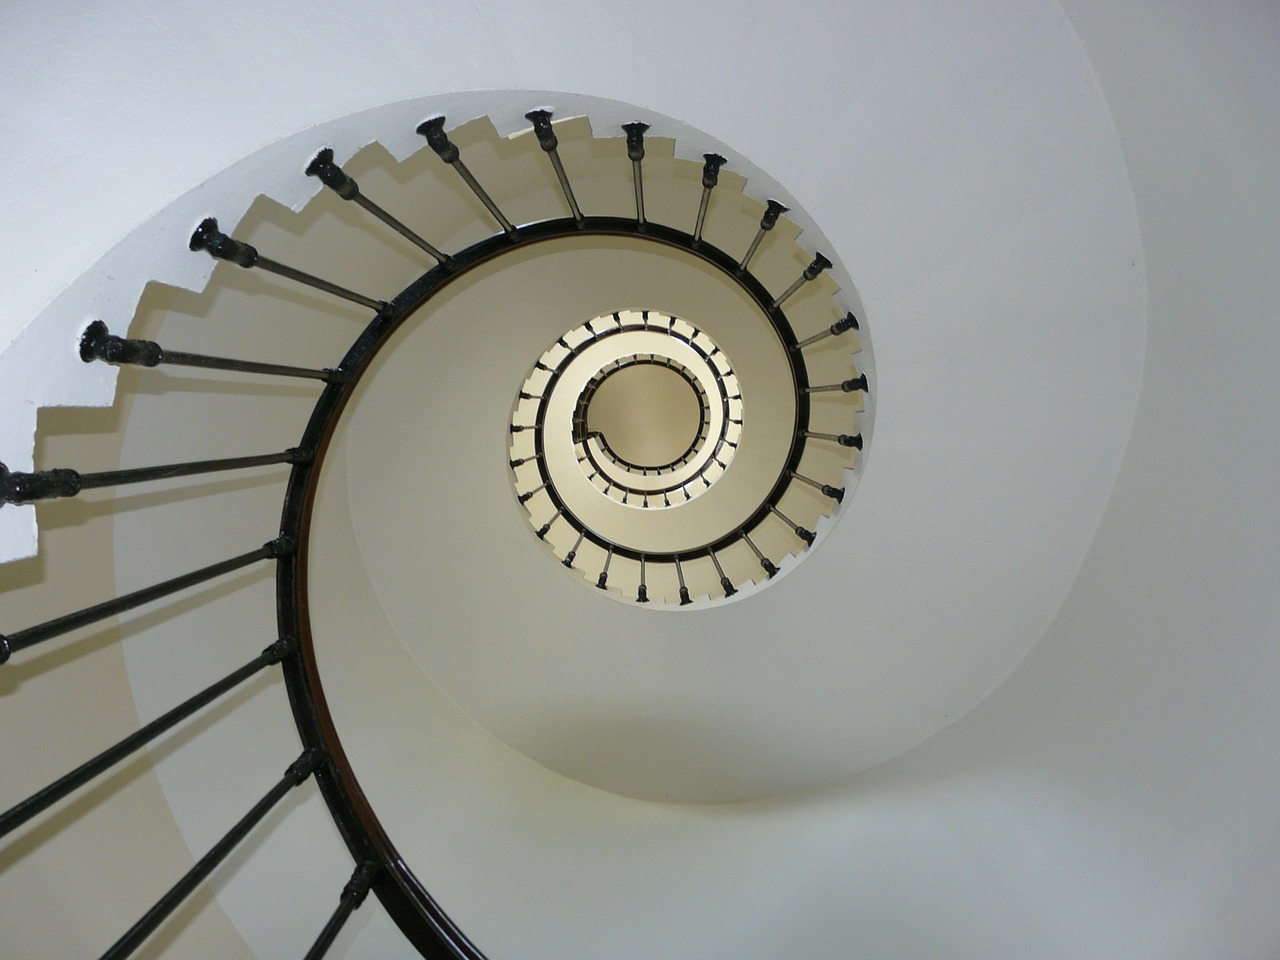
1 109 870 957
5 4 1280 960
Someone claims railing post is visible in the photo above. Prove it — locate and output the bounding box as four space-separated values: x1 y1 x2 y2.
637 555 649 603
709 547 736 597
1 449 310 505
517 481 546 504
804 374 868 394
80 321 339 382
417 116 519 240
741 530 780 578
0 461 80 503
674 555 692 606
563 528 585 568
622 122 649 228
526 110 585 226
509 452 543 469
793 312 858 350
536 508 561 540
769 504 816 545
772 253 833 308
788 470 845 503
738 199 788 273
98 749 323 960
0 539 292 664
0 638 296 837
190 218 388 311
801 430 863 449
302 861 382 960
596 544 614 590
693 153 727 245
306 147 453 265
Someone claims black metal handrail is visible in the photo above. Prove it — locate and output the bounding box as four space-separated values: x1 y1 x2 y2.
0 107 868 958
528 314 747 511
100 749 324 960
573 356 714 476
0 637 295 836
508 223 837 590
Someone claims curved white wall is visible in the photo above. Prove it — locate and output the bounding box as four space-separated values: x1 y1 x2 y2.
2 1 1278 958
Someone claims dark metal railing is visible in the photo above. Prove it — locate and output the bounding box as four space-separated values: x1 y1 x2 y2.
303 862 381 960
739 199 788 272
504 171 864 601
307 147 454 266
190 218 388 312
527 109 585 226
0 449 309 505
622 122 650 227
693 153 727 245
418 117 518 240
772 253 833 309
80 320 340 382
0 106 869 958
794 311 858 350
0 637 294 837
0 540 288 664
100 750 323 960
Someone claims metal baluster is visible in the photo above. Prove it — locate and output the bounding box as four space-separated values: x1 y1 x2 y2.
596 544 614 589
518 481 547 504
306 148 454 266
768 504 816 545
302 862 381 960
622 122 649 228
804 374 868 394
637 555 649 604
0 539 291 665
417 116 518 240
526 110 584 226
708 547 736 597
740 530 780 578
772 253 833 308
536 508 562 540
801 430 863 449
79 321 339 383
563 528 586 568
693 153 727 245
0 638 295 837
98 750 323 960
1 449 310 505
738 199 788 273
674 555 692 606
793 312 858 350
509 452 544 469
788 470 845 503
190 218 387 311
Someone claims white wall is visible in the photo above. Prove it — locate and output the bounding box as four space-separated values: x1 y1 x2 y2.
852 3 1280 956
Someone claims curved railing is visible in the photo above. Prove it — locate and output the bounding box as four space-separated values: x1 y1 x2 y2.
0 109 868 957
523 313 740 512
506 216 860 601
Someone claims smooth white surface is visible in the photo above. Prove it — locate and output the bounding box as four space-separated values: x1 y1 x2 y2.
7 0 1279 958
